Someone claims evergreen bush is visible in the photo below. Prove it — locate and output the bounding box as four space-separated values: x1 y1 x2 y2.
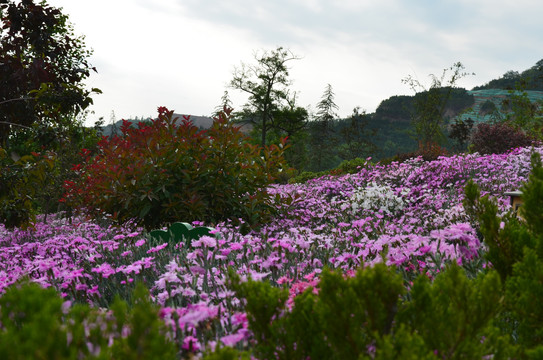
0 280 176 359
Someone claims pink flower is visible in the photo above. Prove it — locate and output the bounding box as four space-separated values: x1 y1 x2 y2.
147 243 168 253
91 263 117 279
135 239 146 247
182 336 200 351
277 276 291 285
75 283 88 291
193 235 217 248
220 332 245 346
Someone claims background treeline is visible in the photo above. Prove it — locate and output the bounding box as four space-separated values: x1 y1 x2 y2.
112 58 543 173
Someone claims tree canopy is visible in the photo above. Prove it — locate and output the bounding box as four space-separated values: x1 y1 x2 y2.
0 0 100 146
230 46 301 147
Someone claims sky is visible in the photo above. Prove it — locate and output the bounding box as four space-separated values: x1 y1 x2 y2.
46 0 543 126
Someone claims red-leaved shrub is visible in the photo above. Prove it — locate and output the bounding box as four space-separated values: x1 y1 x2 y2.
470 122 535 155
63 107 289 229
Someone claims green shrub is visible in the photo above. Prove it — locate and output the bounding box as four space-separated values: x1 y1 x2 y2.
64 107 289 229
288 158 373 184
149 221 219 248
398 265 505 359
0 149 61 228
329 157 372 175
228 263 509 359
0 119 102 228
230 264 405 359
0 148 35 228
288 170 329 184
464 151 543 356
0 280 176 359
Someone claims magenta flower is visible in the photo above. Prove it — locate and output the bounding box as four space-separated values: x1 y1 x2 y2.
182 336 200 351
220 331 246 346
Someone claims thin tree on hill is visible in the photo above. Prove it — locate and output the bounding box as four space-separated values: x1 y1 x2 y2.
229 47 300 147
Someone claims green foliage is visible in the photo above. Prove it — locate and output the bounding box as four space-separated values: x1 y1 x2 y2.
65 107 289 229
287 158 373 184
229 268 290 359
229 263 511 359
463 179 529 283
0 280 176 359
0 0 100 145
0 116 101 228
230 264 405 359
448 118 474 152
315 264 404 359
230 47 301 147
522 153 543 234
0 149 36 228
149 221 219 248
371 324 436 360
203 346 251 360
266 98 309 172
375 95 415 119
504 89 543 138
108 283 177 359
473 60 543 91
0 279 76 359
337 107 377 162
382 143 450 164
463 152 543 356
399 265 504 359
501 153 543 350
308 84 339 171
331 157 373 175
403 62 473 151
288 170 329 184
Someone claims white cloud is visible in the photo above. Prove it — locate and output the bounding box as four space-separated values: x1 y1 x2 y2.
45 0 543 123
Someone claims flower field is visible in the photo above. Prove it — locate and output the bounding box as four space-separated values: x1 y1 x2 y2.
1 145 541 357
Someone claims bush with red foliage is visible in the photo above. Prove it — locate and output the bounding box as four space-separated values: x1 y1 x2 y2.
470 122 535 155
382 142 450 164
63 107 289 229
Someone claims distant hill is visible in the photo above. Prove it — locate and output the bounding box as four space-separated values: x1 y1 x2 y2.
99 113 252 137
473 59 543 91
458 89 543 124
97 59 542 161
345 58 543 159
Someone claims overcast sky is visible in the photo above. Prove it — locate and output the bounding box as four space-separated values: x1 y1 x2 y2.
46 0 543 125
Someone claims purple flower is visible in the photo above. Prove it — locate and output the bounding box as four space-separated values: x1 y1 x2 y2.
91 263 116 278
220 331 246 346
135 239 146 247
182 336 200 351
192 235 217 248
147 242 168 253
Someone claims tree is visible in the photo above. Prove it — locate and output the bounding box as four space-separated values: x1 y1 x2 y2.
402 62 472 152
269 93 309 171
0 0 100 146
309 84 339 171
448 118 474 152
230 47 300 147
338 107 377 160
212 90 233 118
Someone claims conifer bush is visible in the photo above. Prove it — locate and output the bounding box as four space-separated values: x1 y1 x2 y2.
64 107 289 229
0 280 176 359
228 263 508 359
463 151 543 356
